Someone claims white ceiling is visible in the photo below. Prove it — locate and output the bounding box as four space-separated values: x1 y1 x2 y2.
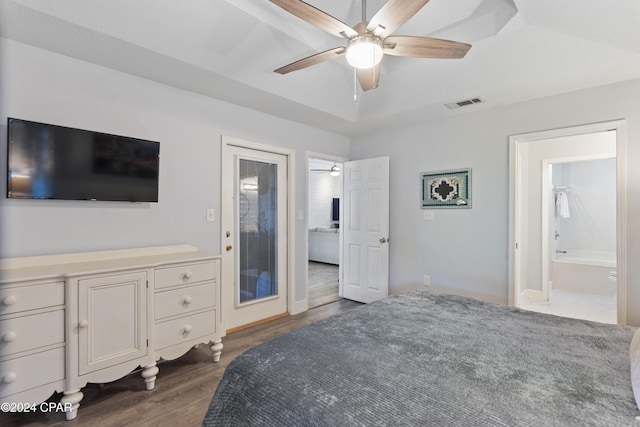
2 0 640 137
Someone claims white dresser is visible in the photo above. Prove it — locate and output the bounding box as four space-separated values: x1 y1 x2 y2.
0 245 223 420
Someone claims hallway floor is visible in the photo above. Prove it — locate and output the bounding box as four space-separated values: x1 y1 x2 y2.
519 288 617 324
308 261 340 308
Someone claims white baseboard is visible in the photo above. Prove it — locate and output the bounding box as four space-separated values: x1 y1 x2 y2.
390 283 424 296
428 285 507 306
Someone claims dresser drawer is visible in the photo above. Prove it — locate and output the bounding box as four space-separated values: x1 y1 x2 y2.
155 283 216 320
0 310 64 356
0 347 65 398
155 262 216 289
155 310 216 350
0 281 64 315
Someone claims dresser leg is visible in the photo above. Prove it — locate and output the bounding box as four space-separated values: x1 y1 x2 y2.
211 339 223 363
61 389 83 420
141 362 159 390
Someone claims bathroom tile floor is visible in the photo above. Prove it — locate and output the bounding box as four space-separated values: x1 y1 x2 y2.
519 288 617 324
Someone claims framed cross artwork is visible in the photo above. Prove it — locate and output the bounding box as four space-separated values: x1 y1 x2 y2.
421 168 472 209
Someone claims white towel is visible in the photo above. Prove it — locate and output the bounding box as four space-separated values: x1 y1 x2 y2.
556 192 570 218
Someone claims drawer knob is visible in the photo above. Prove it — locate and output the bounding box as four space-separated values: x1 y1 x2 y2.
2 295 16 306
184 296 193 305
2 332 16 343
183 325 193 334
183 271 193 280
3 372 16 384
79 320 89 329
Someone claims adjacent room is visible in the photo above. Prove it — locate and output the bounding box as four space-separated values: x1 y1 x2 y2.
307 157 342 309
1 0 640 425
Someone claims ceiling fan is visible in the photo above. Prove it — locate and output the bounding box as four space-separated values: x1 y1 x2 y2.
270 0 472 91
311 163 341 176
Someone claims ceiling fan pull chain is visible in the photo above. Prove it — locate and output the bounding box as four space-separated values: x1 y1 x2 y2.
354 68 357 101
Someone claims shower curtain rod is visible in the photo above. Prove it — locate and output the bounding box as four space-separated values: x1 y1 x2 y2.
552 186 573 192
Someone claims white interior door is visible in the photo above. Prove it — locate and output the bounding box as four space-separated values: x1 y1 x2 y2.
342 156 390 303
222 145 288 331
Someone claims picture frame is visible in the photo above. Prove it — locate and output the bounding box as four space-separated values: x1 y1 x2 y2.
421 168 472 209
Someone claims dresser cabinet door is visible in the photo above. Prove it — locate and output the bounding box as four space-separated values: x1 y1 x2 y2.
77 271 148 375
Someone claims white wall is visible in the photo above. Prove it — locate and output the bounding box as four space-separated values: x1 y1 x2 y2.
307 171 340 229
553 158 617 253
350 78 640 326
0 38 350 307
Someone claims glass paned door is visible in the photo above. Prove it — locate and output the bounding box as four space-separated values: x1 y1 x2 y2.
221 141 288 332
238 159 278 304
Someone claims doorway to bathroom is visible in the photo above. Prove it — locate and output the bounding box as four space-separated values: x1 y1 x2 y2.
509 120 628 325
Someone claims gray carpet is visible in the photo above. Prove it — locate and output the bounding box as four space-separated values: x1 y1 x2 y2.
203 291 639 426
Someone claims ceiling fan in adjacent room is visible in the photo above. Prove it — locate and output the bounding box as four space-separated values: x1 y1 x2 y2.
310 163 341 176
270 0 472 91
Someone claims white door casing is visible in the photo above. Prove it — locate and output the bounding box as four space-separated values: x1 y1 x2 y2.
342 156 390 303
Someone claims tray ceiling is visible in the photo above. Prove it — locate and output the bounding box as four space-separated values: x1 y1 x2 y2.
1 0 640 136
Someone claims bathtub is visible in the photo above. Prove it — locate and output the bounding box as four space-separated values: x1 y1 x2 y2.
552 250 616 296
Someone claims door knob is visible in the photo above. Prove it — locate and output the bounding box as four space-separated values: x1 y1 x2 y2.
79 320 89 328
226 245 232 251
379 237 387 243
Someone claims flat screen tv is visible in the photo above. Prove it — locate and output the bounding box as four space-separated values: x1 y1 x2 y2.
6 118 160 202
331 197 339 222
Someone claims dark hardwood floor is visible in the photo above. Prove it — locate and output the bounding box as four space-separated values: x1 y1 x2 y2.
1 299 362 427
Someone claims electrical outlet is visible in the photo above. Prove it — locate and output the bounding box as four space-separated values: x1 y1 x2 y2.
423 275 430 287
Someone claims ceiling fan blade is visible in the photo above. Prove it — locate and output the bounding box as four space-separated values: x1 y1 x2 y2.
367 0 431 38
270 0 358 39
383 36 471 59
275 47 346 74
357 61 381 92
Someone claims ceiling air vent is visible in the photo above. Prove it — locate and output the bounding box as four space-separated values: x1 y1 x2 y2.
445 97 484 110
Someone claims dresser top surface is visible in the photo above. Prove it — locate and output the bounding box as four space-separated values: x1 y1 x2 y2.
0 245 221 284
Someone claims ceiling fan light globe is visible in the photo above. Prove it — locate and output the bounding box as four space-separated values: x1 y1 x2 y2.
346 36 383 69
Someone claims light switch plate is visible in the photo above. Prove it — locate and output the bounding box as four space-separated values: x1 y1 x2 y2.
423 210 435 221
206 208 215 222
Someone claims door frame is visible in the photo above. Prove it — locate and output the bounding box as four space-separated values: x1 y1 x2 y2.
508 120 628 324
221 136 296 333
305 151 348 308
